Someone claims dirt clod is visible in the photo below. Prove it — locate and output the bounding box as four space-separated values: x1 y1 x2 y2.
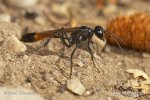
2 35 27 53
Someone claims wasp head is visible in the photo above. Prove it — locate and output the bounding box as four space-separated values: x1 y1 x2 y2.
94 26 105 41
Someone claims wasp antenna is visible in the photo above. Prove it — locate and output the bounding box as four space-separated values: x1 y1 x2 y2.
114 38 125 54
105 31 126 45
105 33 125 54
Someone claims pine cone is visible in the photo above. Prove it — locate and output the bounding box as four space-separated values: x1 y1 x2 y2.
106 13 150 52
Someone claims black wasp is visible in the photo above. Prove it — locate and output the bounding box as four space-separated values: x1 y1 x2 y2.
21 26 107 78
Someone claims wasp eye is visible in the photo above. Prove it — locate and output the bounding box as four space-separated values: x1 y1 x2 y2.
98 30 102 34
94 26 105 40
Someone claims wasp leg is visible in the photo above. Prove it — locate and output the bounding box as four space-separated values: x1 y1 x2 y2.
59 33 71 47
35 37 52 51
57 31 74 78
70 42 80 78
87 40 100 73
43 38 51 47
90 41 106 65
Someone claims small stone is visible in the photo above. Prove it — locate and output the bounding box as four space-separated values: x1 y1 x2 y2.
23 55 31 63
51 3 70 18
117 62 122 66
25 76 32 83
77 61 84 67
59 84 67 93
142 53 150 58
102 4 117 16
118 0 132 5
5 0 39 8
107 97 112 100
104 45 111 53
67 78 86 95
2 35 27 53
34 16 46 25
25 11 38 19
0 13 11 22
23 55 29 60
74 59 84 67
83 89 94 96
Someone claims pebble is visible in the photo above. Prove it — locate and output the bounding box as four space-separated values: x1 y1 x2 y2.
50 3 70 24
119 0 132 5
23 55 29 60
142 53 150 58
104 45 111 53
59 84 67 93
51 3 70 18
107 97 112 100
2 35 27 53
25 11 38 19
0 86 44 100
74 59 84 67
5 0 39 8
34 16 46 25
0 13 11 22
23 55 31 63
102 4 117 16
83 89 94 96
67 78 86 95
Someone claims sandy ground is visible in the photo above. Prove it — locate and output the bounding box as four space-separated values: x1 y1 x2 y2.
0 0 150 100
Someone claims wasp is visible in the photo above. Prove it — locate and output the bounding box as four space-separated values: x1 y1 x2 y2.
21 26 120 78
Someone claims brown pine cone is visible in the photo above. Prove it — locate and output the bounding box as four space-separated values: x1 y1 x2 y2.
106 13 150 52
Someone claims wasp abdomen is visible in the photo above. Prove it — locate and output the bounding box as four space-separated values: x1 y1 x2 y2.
21 33 36 42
